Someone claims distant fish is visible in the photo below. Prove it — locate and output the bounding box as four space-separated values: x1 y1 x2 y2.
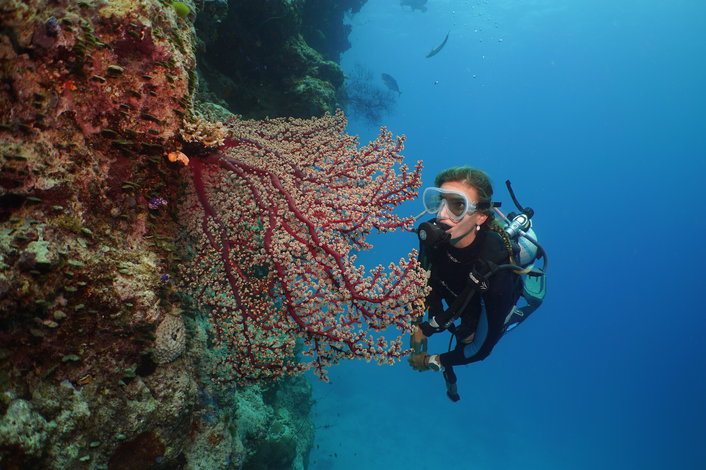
400 0 428 12
381 73 402 96
426 32 450 58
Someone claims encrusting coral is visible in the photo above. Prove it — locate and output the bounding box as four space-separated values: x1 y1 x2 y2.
153 308 186 364
180 113 229 148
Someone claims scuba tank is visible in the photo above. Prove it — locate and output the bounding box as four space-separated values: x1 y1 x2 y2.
494 180 547 333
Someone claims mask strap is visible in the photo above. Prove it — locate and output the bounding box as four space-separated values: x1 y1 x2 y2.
413 210 428 221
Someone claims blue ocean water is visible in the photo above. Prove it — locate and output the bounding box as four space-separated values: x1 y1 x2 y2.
307 1 706 469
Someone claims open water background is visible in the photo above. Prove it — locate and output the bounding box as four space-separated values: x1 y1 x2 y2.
307 1 706 469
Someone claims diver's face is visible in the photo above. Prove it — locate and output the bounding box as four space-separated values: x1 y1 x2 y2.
437 181 488 248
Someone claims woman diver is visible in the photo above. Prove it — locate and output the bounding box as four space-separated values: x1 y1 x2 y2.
409 166 530 402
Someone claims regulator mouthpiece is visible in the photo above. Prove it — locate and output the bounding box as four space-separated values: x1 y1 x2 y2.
417 220 451 247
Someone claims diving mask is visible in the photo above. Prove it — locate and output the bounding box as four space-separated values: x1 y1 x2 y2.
422 187 478 221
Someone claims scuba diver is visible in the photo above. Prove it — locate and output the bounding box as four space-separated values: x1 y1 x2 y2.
409 166 547 402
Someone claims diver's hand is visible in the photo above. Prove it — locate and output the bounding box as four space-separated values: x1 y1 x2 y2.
412 326 427 344
410 326 428 353
408 352 430 372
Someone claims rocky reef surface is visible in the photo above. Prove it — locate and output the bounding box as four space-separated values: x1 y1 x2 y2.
195 0 365 119
0 0 361 468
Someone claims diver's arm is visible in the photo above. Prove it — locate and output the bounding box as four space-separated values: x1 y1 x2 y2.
438 311 494 367
425 289 444 319
418 280 475 337
438 269 518 367
420 289 464 335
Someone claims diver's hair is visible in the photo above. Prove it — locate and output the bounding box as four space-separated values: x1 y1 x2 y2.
435 166 515 261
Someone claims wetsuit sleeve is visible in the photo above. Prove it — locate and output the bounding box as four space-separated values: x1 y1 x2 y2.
439 268 518 367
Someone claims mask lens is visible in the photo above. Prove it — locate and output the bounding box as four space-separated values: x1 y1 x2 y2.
422 187 475 220
445 194 467 217
422 187 444 213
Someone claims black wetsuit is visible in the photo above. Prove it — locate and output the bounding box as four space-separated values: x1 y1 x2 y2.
419 224 521 368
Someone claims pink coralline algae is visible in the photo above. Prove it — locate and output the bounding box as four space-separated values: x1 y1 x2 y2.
179 110 429 384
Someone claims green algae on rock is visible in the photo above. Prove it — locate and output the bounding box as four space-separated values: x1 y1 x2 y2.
171 1 191 18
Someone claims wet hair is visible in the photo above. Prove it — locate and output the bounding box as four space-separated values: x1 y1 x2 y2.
435 166 514 259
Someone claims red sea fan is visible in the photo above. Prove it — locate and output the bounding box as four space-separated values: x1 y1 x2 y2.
179 110 428 384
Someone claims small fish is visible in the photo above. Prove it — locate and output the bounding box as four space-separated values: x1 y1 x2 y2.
426 32 450 58
381 73 402 96
400 0 428 12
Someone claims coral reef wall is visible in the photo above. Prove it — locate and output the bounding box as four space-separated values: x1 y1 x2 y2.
0 0 329 469
302 0 366 63
196 0 366 119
